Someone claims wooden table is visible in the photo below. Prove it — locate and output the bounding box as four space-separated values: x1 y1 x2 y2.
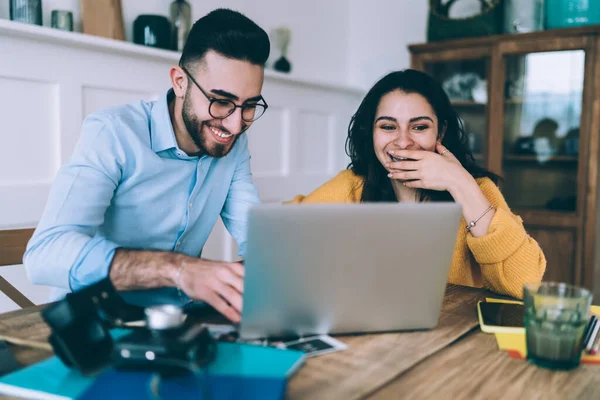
1 285 599 400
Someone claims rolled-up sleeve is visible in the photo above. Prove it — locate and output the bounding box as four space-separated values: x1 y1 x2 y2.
220 135 261 258
24 115 124 291
466 179 546 299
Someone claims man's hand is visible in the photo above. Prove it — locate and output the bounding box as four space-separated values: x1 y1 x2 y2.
178 259 245 323
108 249 245 323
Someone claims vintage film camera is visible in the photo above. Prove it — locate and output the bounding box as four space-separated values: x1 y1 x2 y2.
41 278 216 376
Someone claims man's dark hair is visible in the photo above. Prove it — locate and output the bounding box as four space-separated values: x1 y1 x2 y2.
179 8 270 68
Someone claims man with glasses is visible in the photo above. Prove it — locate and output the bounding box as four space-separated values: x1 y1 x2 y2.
24 9 269 322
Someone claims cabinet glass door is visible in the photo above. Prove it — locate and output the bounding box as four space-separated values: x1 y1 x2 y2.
502 50 584 212
425 59 488 165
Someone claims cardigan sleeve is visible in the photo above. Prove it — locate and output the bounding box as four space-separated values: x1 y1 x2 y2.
466 178 546 299
286 170 363 204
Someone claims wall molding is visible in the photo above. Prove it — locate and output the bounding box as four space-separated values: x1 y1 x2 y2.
0 18 364 95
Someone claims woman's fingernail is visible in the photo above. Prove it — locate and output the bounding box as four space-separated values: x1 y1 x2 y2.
387 173 393 178
389 150 394 154
385 163 390 167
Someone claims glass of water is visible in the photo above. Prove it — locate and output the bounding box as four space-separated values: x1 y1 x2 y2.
524 282 592 370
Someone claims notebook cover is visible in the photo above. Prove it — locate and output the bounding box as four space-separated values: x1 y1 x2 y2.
77 370 288 400
0 343 305 400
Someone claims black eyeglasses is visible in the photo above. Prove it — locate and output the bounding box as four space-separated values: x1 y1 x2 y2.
181 66 268 122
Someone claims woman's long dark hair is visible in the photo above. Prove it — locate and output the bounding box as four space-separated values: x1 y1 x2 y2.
346 69 499 203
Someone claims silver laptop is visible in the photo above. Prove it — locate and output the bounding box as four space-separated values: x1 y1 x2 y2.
239 203 462 339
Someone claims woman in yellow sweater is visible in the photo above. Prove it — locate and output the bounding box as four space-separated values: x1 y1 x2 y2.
290 69 545 299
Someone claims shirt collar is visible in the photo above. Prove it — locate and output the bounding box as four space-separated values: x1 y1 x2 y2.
150 89 179 153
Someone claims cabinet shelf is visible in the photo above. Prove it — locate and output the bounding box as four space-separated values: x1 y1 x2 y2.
505 97 580 105
450 100 486 107
503 154 578 163
504 98 526 104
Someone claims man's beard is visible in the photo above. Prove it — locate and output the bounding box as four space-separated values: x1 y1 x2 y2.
182 93 242 158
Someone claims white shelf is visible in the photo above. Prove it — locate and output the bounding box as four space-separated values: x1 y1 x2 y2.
0 18 364 95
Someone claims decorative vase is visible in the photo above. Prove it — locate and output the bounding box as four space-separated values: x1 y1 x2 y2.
51 10 74 32
274 56 291 73
504 0 545 33
271 27 292 74
169 0 191 51
133 15 172 50
427 0 504 42
9 0 42 26
546 0 600 29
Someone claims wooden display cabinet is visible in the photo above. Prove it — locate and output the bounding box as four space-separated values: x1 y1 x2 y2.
410 27 600 297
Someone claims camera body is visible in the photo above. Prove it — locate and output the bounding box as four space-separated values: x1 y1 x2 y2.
114 319 215 375
42 278 216 376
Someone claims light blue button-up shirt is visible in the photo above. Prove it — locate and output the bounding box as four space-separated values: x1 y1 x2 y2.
24 89 260 303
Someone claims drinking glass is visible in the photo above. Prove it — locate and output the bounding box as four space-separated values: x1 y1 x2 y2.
524 282 592 370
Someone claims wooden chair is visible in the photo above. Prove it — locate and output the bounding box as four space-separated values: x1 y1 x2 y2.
0 229 35 308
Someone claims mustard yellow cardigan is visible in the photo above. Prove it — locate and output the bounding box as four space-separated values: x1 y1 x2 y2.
289 170 546 299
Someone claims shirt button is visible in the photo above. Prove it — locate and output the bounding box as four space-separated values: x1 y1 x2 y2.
176 240 181 247
188 202 193 208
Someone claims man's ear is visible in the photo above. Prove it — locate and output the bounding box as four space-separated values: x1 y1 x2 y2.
170 66 187 98
438 121 448 142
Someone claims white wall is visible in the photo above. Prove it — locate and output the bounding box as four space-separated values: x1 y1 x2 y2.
0 0 430 90
347 0 429 89
193 0 351 89
0 0 350 87
0 19 362 312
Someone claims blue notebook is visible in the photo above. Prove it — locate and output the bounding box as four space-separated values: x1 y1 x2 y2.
0 343 305 400
77 370 288 400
